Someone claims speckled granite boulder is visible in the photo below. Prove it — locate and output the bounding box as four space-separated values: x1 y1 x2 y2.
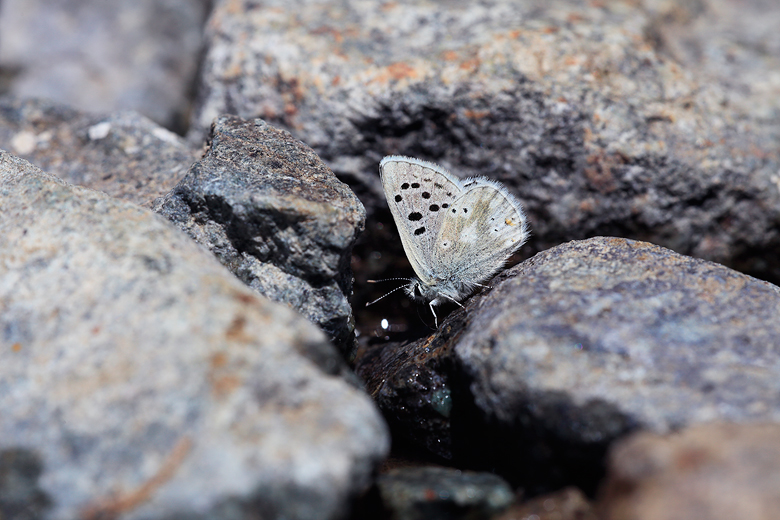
191 0 780 293
0 0 209 130
0 97 197 207
155 115 364 354
599 423 780 520
0 151 388 520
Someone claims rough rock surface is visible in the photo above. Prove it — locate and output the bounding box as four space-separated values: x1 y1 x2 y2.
496 487 597 520
356 237 780 492
191 0 780 301
0 0 210 131
599 423 780 520
155 115 364 354
0 151 389 520
376 466 514 520
0 97 197 207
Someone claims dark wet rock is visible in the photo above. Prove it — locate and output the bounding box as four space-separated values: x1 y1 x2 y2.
356 334 456 460
0 97 197 207
0 0 210 130
190 0 780 317
356 237 780 492
495 487 597 520
155 115 365 354
377 466 514 520
599 422 780 520
0 151 389 520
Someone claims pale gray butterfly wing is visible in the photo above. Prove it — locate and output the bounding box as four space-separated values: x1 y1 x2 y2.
379 156 463 284
431 177 528 294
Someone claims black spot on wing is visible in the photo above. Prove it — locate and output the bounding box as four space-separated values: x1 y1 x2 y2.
401 183 410 189
429 204 439 212
422 192 431 199
414 227 426 235
408 212 423 221
395 195 402 202
411 182 420 189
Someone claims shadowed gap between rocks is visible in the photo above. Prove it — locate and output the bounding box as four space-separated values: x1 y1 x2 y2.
0 449 51 520
449 360 641 497
361 328 641 498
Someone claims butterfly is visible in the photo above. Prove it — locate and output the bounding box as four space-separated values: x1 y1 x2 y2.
373 156 529 326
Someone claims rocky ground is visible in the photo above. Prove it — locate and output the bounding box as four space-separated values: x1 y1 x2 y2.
1 1 780 519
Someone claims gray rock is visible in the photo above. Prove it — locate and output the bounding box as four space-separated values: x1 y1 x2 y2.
357 237 780 492
457 237 780 432
0 151 389 520
189 0 780 307
377 466 514 520
0 0 210 130
155 115 365 355
0 97 197 207
643 0 780 124
495 487 597 520
599 423 780 520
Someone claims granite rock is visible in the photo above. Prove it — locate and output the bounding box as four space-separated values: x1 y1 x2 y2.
0 97 197 207
495 487 597 520
377 466 514 520
190 0 780 307
0 0 210 131
0 151 389 520
357 237 780 492
599 423 780 520
155 115 365 354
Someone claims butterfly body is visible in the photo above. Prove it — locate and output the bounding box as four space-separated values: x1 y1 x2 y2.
379 155 529 325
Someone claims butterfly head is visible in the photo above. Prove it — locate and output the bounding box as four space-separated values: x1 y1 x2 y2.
404 277 470 327
404 278 433 303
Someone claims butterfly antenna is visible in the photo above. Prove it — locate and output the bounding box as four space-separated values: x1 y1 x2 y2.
365 284 409 307
366 277 414 283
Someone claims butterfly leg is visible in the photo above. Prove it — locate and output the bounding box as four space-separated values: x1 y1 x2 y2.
429 299 440 328
429 295 468 327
